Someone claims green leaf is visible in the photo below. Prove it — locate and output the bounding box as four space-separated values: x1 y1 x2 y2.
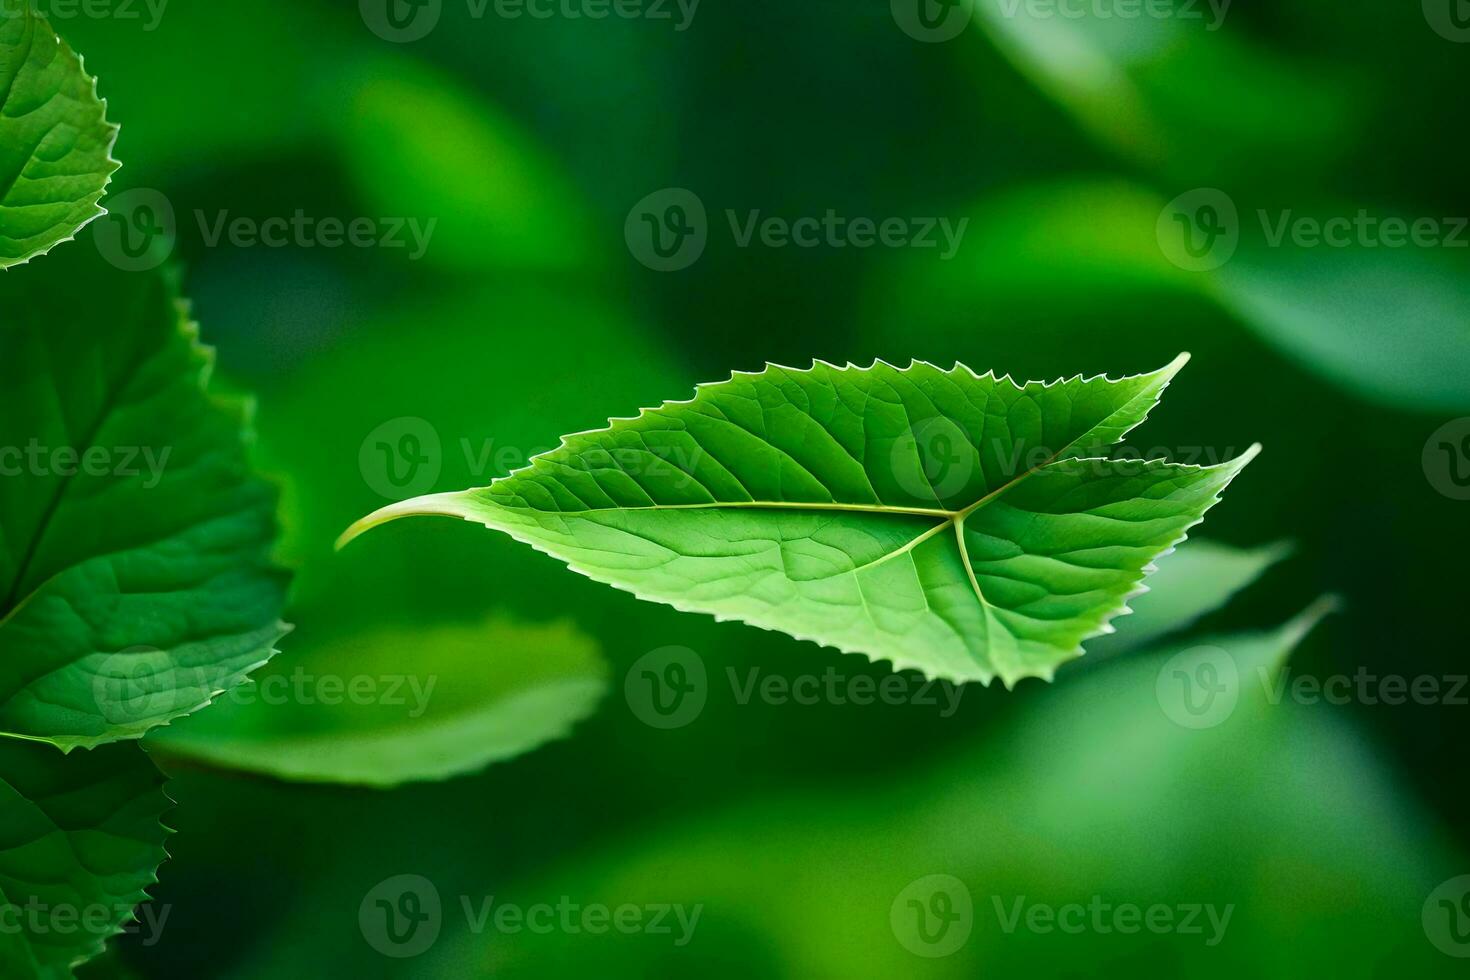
0 1 119 269
1086 538 1292 656
0 739 168 978
0 244 289 750
149 616 607 787
342 357 1257 686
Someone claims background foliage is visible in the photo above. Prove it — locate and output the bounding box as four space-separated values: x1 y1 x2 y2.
43 0 1470 975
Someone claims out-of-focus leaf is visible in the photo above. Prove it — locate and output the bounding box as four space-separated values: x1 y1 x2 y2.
399 601 1463 979
871 178 1470 413
0 1 118 268
186 284 680 784
1088 538 1291 655
150 616 606 787
0 245 288 749
344 357 1257 686
973 1 1360 186
0 739 168 978
324 57 594 273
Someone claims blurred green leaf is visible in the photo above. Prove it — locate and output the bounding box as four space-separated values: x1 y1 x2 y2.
344 358 1256 686
323 56 595 274
0 739 167 978
404 601 1464 978
1088 537 1291 656
0 1 118 268
150 616 607 787
871 178 1470 412
185 283 681 784
973 1 1360 186
0 245 288 749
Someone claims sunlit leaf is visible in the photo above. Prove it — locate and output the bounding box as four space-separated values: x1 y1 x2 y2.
343 357 1257 685
0 1 118 268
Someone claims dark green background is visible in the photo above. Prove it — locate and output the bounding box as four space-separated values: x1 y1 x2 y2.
53 0 1470 975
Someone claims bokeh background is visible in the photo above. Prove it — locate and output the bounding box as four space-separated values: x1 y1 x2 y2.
56 0 1470 975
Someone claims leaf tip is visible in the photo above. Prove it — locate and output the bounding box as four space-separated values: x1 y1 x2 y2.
335 492 464 551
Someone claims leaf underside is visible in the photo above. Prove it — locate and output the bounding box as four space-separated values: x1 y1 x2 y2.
0 1 119 268
344 356 1257 686
0 246 289 750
